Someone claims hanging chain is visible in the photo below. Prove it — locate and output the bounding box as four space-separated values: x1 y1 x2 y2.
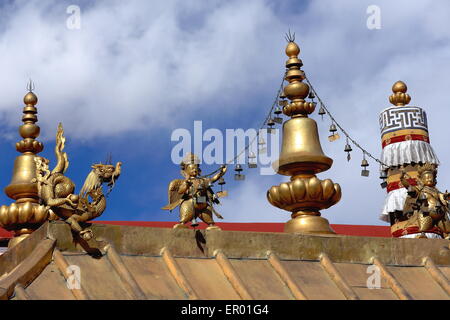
201 71 388 178
304 75 388 169
199 72 286 178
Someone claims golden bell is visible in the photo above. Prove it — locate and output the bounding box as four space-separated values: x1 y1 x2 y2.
344 143 352 153
329 123 337 133
318 105 326 116
4 154 39 200
361 159 369 167
274 117 333 176
248 152 257 168
274 106 282 115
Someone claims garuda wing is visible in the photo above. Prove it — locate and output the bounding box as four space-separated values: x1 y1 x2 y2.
162 179 184 211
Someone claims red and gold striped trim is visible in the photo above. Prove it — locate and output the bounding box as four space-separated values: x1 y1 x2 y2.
381 128 428 141
382 134 429 148
381 128 429 149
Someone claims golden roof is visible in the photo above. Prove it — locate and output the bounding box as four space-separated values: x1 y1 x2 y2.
0 222 449 300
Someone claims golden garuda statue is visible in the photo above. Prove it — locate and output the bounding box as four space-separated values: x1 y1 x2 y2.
162 153 227 230
34 123 122 240
399 163 450 239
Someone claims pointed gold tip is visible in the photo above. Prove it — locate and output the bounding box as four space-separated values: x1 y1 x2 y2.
285 41 300 57
282 37 312 117
23 92 38 105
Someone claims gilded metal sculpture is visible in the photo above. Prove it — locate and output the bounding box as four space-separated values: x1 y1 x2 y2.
0 87 122 247
0 87 56 247
399 163 450 239
35 123 122 240
267 35 341 234
162 153 227 230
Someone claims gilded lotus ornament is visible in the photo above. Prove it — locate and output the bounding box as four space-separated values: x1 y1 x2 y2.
267 176 341 213
0 202 56 228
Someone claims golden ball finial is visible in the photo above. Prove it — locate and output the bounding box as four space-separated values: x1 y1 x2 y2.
389 80 411 106
23 92 38 105
392 81 407 93
285 41 300 57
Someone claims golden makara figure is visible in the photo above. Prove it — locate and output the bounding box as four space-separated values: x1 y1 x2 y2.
35 123 122 240
267 38 341 234
163 153 227 230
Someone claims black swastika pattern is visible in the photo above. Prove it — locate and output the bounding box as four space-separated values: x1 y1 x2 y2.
379 106 428 136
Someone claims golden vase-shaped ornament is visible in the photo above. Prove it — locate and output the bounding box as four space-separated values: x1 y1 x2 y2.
267 39 341 234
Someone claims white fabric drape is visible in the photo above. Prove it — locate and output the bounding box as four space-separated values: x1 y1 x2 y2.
381 140 439 167
379 188 407 222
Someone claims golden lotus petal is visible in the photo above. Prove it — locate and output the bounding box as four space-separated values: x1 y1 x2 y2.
307 177 322 200
267 186 279 206
330 184 342 204
279 183 293 204
18 202 33 224
321 179 335 200
292 178 306 202
8 203 18 225
0 205 9 226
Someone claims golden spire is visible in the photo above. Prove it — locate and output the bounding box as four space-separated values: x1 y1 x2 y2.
0 83 50 247
4 81 43 200
267 37 341 234
282 40 316 117
389 80 411 106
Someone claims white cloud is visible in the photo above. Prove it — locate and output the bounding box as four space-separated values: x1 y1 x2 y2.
0 0 286 139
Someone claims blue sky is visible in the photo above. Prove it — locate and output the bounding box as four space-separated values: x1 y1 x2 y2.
0 0 449 226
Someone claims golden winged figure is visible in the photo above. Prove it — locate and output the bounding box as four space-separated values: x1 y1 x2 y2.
400 163 450 239
162 153 227 230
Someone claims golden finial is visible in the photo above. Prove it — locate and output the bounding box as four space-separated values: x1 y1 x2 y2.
267 34 341 235
282 32 315 117
0 83 49 247
389 80 411 106
15 80 43 154
285 30 300 57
